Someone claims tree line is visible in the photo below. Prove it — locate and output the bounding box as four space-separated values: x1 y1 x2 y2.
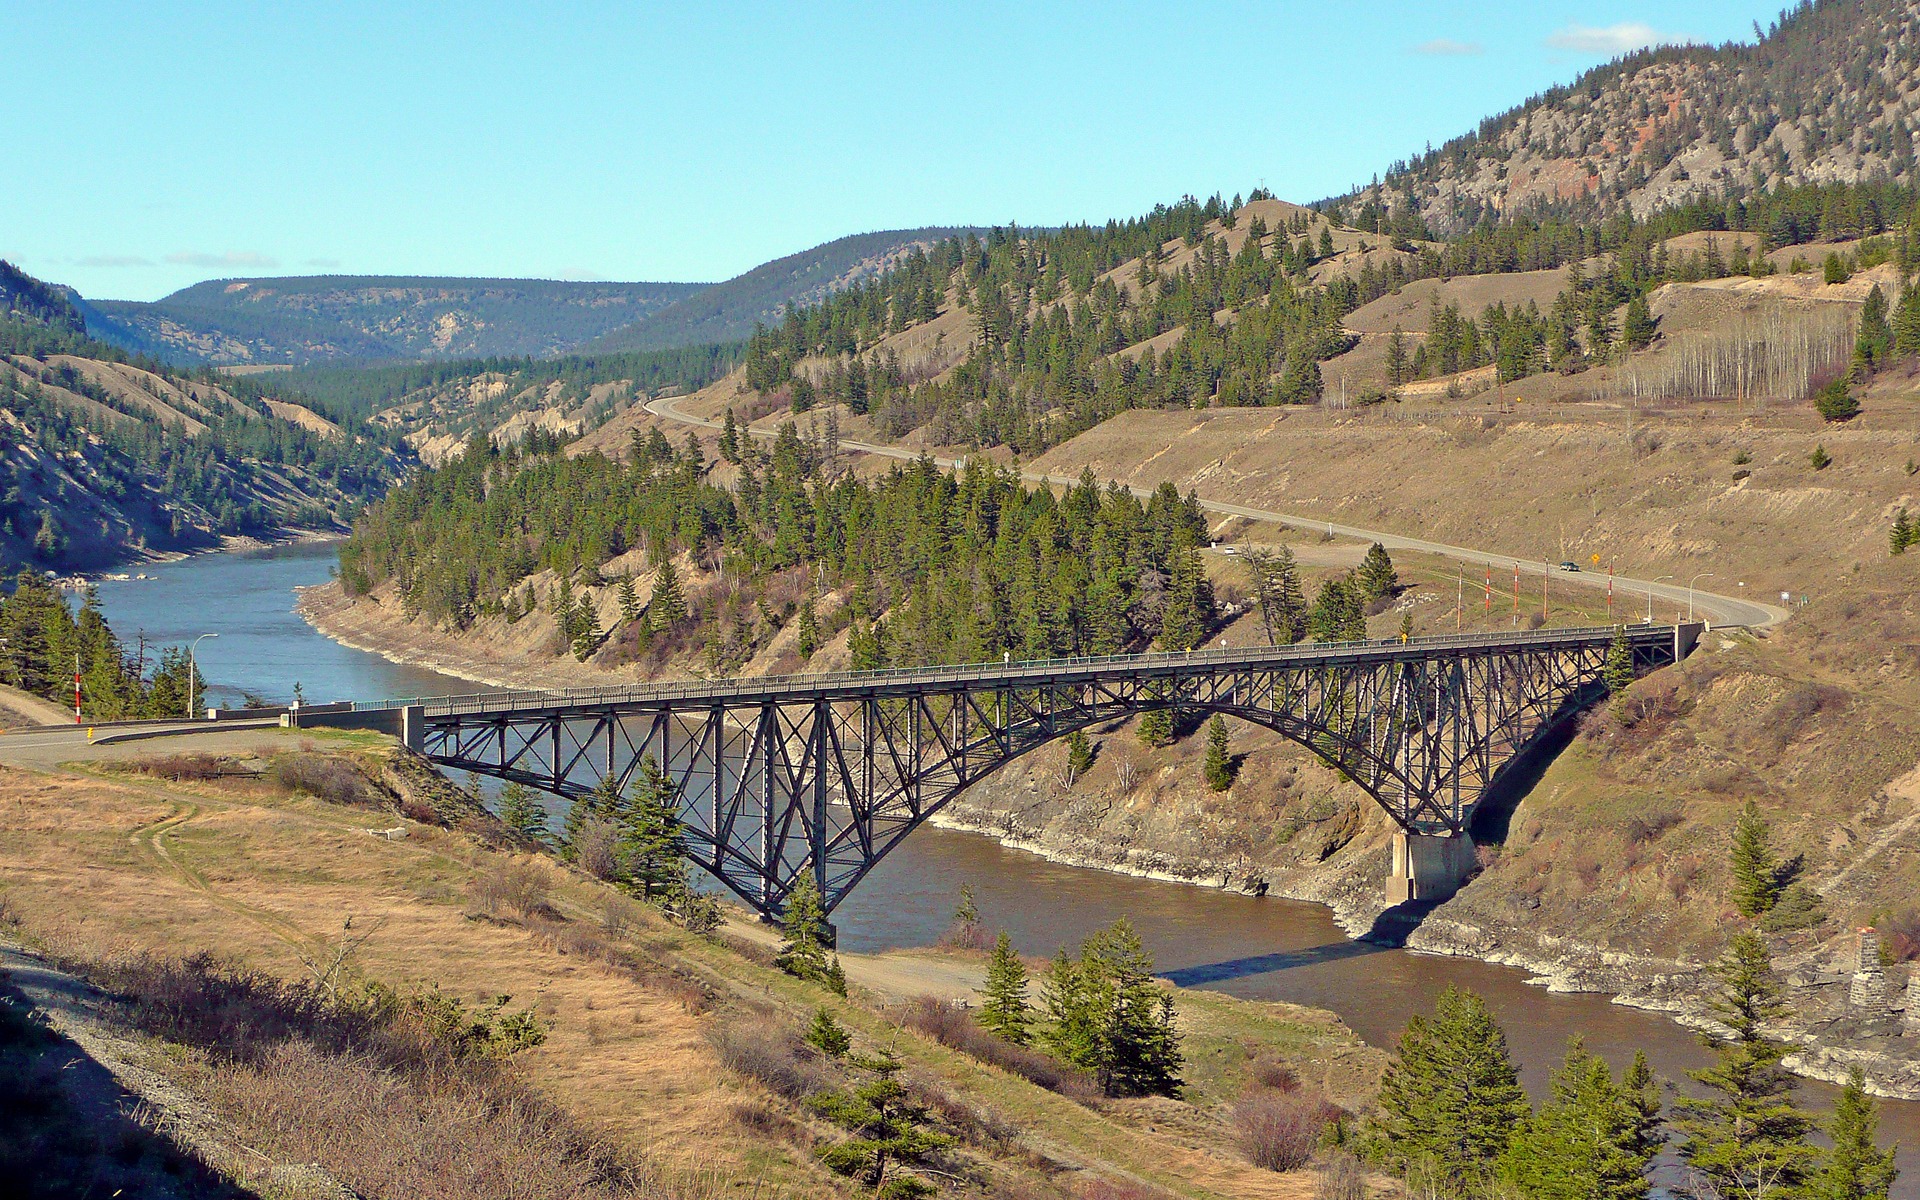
0 575 205 720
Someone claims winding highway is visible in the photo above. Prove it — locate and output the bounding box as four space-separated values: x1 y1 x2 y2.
645 393 1789 631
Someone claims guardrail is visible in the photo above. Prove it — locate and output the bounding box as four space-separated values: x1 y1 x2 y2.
348 624 1688 720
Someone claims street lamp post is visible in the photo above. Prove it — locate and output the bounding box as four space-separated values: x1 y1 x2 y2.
1648 574 1673 623
188 633 218 720
1686 572 1716 623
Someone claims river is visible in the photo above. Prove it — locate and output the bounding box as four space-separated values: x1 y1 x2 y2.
88 541 1920 1192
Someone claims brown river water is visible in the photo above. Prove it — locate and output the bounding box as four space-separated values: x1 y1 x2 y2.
89 542 1920 1194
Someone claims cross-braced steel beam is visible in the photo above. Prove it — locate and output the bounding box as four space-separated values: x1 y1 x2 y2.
367 624 1701 918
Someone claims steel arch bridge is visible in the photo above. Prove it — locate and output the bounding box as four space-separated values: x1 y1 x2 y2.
333 624 1700 919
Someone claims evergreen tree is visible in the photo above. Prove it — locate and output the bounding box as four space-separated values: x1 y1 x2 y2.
1063 728 1094 784
1497 1038 1662 1200
1385 326 1409 387
719 408 741 463
775 875 834 986
1040 919 1182 1097
1136 707 1174 749
617 754 684 899
805 1005 852 1059
1308 575 1368 642
496 781 549 845
1358 542 1398 601
1730 800 1780 917
561 774 622 862
809 1047 952 1195
953 883 981 932
1604 625 1636 693
651 560 687 627
1622 295 1656 350
616 574 641 623
1892 508 1915 556
571 594 603 661
796 596 819 658
1203 715 1233 791
1891 285 1920 359
1811 1067 1899 1200
1816 379 1860 422
1674 932 1817 1200
979 931 1032 1046
1365 986 1529 1185
1811 443 1834 469
1157 544 1210 651
1854 285 1893 374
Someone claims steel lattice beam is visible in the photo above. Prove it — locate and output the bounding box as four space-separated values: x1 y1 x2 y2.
393 624 1702 918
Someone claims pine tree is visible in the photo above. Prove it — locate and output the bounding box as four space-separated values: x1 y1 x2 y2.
795 596 819 658
1386 326 1409 386
651 560 687 627
1365 986 1529 1185
775 875 833 985
1854 285 1893 374
1623 295 1657 350
1604 625 1636 693
1497 1038 1661 1200
1242 546 1304 646
496 781 549 845
1063 728 1094 784
1892 508 1915 556
1811 1067 1899 1200
617 574 640 622
1811 443 1834 469
809 1047 952 1193
1041 919 1182 1097
1816 380 1860 422
719 408 741 464
1730 800 1780 917
1674 932 1817 1200
979 931 1032 1046
1892 285 1920 359
1157 545 1209 651
953 883 980 931
1136 707 1173 749
1358 542 1398 601
1203 715 1232 791
618 754 683 899
805 1005 852 1059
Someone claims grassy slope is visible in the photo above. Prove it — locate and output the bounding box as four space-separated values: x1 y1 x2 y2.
0 731 1383 1198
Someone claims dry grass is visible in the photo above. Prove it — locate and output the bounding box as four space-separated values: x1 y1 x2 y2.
897 995 1100 1099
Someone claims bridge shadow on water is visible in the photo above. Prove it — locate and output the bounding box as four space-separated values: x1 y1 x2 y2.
1162 700 1600 988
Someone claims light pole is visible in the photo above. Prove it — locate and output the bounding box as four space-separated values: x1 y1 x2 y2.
1686 572 1715 623
1647 574 1673 623
188 633 217 720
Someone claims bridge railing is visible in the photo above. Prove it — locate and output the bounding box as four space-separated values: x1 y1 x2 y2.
351 623 1687 720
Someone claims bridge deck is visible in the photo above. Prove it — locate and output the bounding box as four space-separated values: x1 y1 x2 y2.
354 624 1695 719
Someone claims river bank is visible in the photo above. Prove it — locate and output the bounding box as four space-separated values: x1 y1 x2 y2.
297 577 1920 1099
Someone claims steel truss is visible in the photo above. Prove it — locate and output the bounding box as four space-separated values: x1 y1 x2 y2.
404 625 1693 918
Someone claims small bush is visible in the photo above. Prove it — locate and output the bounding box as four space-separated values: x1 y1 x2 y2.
1234 1090 1334 1171
467 861 553 920
1622 809 1684 847
271 754 378 807
935 920 993 952
1250 1057 1300 1092
133 753 232 781
897 995 1097 1098
1875 908 1920 962
1316 1151 1367 1200
706 1022 828 1101
570 818 620 881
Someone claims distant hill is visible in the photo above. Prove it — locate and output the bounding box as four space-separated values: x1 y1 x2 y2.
1333 0 1920 235
0 261 408 573
582 227 981 353
87 276 708 366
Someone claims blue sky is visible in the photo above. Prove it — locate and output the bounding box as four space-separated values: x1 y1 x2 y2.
11 1 1777 302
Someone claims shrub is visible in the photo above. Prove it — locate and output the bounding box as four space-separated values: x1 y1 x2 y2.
1250 1057 1300 1092
1233 1090 1334 1171
570 818 621 881
897 995 1097 1098
133 753 231 781
1316 1151 1367 1200
467 861 553 920
271 754 378 807
705 1022 828 1101
1875 908 1920 962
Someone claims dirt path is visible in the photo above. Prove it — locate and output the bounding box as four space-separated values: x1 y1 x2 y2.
645 391 1787 630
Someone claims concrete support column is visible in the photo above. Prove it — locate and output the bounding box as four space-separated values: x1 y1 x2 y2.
1905 972 1920 1038
1387 831 1476 905
1851 928 1893 1017
399 705 426 753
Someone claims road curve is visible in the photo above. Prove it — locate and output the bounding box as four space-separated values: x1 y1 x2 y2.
645 393 1787 630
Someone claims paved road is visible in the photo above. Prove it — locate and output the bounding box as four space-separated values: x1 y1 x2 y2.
648 393 1788 630
0 720 288 770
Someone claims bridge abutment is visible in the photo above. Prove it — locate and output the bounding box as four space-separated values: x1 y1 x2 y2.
1387 832 1476 905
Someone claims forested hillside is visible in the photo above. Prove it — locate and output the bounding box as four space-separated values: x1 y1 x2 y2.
90 276 706 366
1338 0 1920 234
0 262 408 572
581 226 981 353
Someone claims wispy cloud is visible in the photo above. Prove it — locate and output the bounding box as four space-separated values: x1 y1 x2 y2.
164 250 280 269
76 254 155 268
1545 22 1688 54
1413 37 1483 56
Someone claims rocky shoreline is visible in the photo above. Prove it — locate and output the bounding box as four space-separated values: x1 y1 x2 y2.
303 586 1920 1097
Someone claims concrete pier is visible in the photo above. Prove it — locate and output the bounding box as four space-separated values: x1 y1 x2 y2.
1388 832 1477 904
1905 972 1920 1037
1851 928 1894 1017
